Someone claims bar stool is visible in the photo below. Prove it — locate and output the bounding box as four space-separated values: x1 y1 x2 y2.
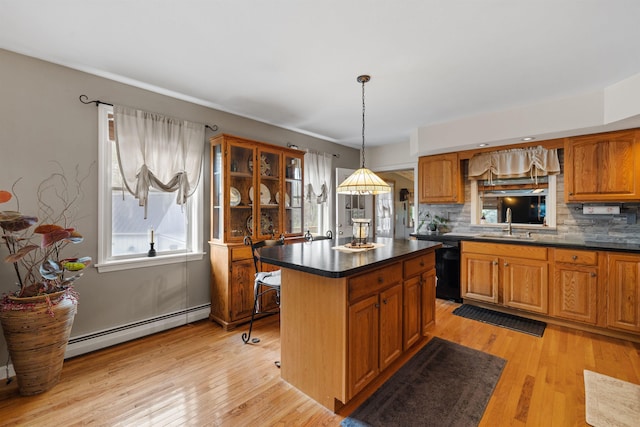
242 235 284 344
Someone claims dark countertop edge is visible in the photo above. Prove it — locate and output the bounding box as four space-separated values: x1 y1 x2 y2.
261 241 441 278
411 233 640 253
260 258 392 278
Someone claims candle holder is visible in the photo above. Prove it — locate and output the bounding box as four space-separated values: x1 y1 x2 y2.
148 242 156 257
348 218 374 249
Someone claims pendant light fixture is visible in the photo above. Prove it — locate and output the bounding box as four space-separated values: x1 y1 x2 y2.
336 75 391 195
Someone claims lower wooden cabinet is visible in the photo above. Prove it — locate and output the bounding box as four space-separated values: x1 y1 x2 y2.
607 253 640 333
551 249 600 325
502 256 549 314
461 242 549 314
348 264 403 399
402 252 436 350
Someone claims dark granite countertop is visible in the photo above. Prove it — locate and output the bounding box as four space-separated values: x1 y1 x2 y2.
411 233 640 253
259 237 442 278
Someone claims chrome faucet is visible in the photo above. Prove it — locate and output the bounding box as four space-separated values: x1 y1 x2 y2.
505 208 512 236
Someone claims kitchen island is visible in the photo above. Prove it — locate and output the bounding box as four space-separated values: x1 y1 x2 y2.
259 237 441 411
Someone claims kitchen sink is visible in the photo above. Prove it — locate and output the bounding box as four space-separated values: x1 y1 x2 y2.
475 233 535 241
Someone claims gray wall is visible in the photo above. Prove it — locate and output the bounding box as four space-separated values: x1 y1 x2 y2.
0 49 360 362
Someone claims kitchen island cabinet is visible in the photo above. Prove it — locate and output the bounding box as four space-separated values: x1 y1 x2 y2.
258 238 440 411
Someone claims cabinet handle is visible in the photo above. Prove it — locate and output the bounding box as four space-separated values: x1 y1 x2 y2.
572 255 578 261
591 273 597 277
375 303 380 308
383 298 388 304
569 192 574 196
504 262 509 267
420 260 425 267
493 261 498 265
378 276 384 284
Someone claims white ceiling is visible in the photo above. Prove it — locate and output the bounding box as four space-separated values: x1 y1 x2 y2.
2 1 640 149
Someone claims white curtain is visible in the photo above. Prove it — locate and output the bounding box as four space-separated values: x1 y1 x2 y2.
304 152 332 204
114 106 205 218
468 146 560 181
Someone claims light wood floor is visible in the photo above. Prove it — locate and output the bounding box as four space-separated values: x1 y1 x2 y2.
1 299 639 426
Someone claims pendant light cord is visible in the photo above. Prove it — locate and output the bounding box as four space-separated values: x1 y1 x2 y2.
361 78 366 168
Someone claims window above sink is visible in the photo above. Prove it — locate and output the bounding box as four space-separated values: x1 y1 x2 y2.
470 175 557 229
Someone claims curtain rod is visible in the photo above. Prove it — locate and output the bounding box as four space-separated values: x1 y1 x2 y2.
79 94 219 132
287 142 340 158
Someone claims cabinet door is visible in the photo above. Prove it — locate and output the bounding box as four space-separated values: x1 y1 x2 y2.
230 259 255 321
421 269 436 332
348 295 379 399
502 257 548 314
228 141 255 242
565 130 639 202
379 284 403 371
607 254 640 332
283 153 304 236
461 253 499 303
418 153 463 203
552 264 598 324
403 276 421 350
256 147 282 239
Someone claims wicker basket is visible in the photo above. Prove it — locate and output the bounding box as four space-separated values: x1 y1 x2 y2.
0 291 77 396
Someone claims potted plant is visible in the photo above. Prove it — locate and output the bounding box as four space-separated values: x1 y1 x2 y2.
418 211 448 234
0 169 90 395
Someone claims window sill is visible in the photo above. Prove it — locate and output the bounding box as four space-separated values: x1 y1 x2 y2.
95 251 205 273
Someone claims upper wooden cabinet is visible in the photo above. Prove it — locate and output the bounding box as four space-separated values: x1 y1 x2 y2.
210 134 304 243
564 130 640 202
418 153 464 203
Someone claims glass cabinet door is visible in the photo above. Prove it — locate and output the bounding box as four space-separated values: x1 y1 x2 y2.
255 147 281 239
228 141 255 242
210 143 223 241
284 154 304 235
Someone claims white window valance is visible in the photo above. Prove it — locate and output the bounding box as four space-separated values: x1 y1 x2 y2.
114 105 206 218
304 151 332 204
468 146 560 181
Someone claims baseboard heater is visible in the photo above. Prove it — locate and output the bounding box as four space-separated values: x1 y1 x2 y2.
1 303 211 380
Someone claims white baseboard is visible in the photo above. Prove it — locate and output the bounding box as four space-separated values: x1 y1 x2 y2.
1 304 211 381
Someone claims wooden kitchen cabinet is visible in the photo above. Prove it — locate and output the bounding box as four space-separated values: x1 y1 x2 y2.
461 242 549 314
502 256 549 314
403 251 436 350
418 153 464 203
209 134 304 330
607 253 640 333
461 252 499 304
348 263 403 398
564 129 640 202
551 249 600 325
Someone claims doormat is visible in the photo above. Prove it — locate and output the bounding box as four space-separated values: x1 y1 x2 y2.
453 304 546 337
341 337 505 427
584 370 640 427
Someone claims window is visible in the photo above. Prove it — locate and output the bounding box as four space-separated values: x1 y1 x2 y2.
303 196 331 235
96 105 203 272
471 175 557 228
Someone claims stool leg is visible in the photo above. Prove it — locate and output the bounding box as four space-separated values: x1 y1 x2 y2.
241 281 261 344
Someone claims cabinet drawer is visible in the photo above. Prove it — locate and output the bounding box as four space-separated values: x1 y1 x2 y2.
462 241 548 261
403 252 435 279
231 245 252 261
349 263 402 303
554 248 598 265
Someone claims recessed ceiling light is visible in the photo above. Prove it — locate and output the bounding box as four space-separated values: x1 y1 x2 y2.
521 137 536 142
478 143 489 147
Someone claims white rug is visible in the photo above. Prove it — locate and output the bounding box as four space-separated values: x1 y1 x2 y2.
584 370 640 427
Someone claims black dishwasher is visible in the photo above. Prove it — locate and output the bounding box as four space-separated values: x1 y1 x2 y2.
412 234 462 302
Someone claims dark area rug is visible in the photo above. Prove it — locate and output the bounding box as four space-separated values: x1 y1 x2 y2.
341 337 506 427
453 304 546 337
